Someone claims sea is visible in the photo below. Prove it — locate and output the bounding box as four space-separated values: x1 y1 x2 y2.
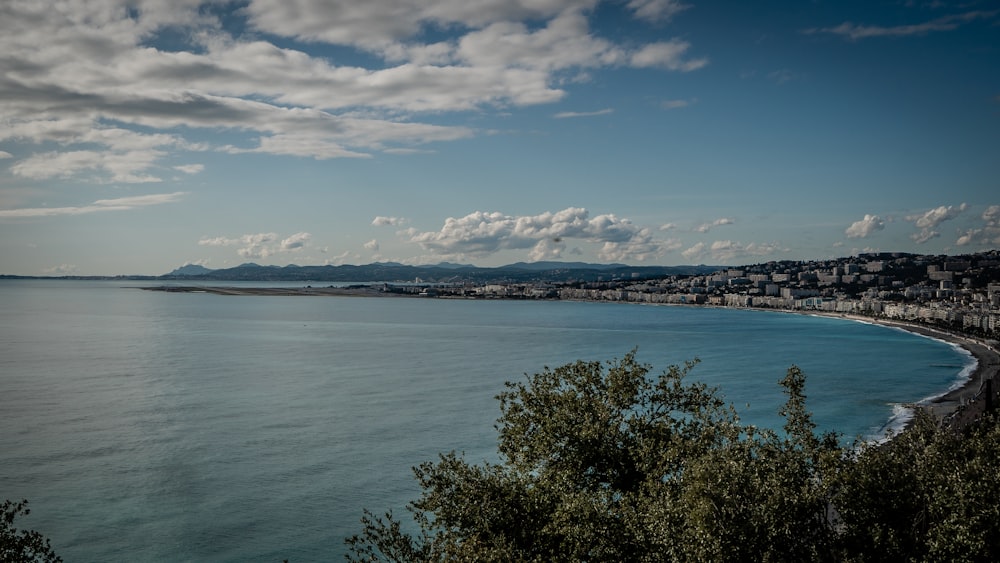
0 279 975 561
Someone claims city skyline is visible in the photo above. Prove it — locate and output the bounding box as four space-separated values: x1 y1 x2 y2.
1 0 998 275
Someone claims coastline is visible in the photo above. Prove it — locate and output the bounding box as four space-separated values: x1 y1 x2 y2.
141 285 999 432
800 311 999 432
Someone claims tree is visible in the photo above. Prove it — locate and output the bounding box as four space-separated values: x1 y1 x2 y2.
1 500 61 563
346 351 846 562
835 410 1000 562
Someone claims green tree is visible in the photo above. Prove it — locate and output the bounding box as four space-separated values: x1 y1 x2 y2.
835 409 1000 562
347 351 845 562
1 500 61 563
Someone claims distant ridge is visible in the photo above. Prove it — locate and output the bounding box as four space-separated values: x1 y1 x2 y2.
502 261 628 271
158 261 721 283
166 264 214 276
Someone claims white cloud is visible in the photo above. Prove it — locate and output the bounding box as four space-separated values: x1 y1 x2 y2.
280 232 312 251
199 232 277 259
223 134 372 160
0 191 186 218
11 149 166 184
0 0 710 185
373 216 408 226
455 11 626 73
804 10 997 41
906 203 967 229
711 240 784 262
659 222 677 231
174 164 205 174
599 231 680 263
681 240 783 262
629 39 708 71
244 0 604 49
0 119 203 183
844 214 885 238
199 231 315 258
553 108 614 119
528 238 567 261
324 250 359 265
404 207 679 263
910 229 940 244
695 217 734 233
955 229 981 246
364 239 380 251
956 204 1000 246
681 242 705 261
985 205 1000 225
904 203 966 244
627 0 690 23
0 151 12 159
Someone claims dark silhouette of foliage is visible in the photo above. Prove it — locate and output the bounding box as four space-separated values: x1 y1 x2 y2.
835 410 1000 562
347 351 1000 561
1 500 61 563
346 351 846 561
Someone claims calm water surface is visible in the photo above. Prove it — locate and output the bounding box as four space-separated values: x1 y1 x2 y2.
0 280 972 561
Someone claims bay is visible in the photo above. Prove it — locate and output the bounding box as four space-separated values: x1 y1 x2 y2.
0 280 971 561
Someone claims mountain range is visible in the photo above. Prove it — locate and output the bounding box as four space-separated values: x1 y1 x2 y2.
163 261 720 283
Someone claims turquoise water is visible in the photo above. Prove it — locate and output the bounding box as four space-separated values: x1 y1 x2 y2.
0 280 972 561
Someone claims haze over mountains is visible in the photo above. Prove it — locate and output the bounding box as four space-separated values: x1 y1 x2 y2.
163 261 720 283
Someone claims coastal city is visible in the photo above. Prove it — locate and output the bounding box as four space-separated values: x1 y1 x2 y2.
151 249 998 430
397 250 1000 339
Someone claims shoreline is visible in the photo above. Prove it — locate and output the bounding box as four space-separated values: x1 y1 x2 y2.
141 285 999 432
794 311 999 432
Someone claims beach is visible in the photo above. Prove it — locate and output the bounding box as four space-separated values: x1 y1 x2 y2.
813 313 1000 431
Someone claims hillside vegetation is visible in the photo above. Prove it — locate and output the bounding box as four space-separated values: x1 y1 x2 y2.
348 352 1000 562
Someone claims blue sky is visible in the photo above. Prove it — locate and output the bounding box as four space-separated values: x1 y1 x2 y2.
0 0 997 275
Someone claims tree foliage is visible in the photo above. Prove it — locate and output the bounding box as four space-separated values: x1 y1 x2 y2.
347 350 1000 561
836 409 1000 562
347 351 843 561
1 500 61 563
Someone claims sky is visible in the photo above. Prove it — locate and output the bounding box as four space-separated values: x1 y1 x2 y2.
0 0 998 275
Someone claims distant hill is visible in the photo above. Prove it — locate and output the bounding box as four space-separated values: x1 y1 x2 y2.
166 264 215 276
158 261 721 283
503 261 628 271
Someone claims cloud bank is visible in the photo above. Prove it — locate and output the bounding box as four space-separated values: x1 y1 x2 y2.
402 207 680 263
199 231 313 258
0 0 708 185
681 240 784 263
